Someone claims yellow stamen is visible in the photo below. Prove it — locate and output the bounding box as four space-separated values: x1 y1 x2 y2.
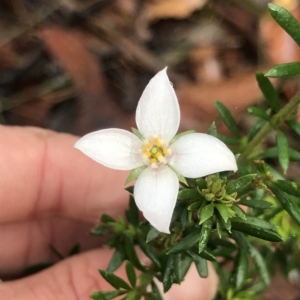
156 140 162 147
151 158 157 164
141 147 147 153
146 141 152 148
156 152 162 159
146 151 151 158
163 148 168 155
152 136 159 143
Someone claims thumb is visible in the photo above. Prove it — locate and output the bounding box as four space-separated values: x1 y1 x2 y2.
0 248 218 300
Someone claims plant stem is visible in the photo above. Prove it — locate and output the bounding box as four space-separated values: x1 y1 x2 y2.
238 91 300 161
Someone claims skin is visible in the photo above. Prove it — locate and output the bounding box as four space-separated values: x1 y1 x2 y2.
0 126 218 300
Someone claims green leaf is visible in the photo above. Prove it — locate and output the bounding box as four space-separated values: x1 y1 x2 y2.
268 3 300 46
197 249 218 262
138 237 161 268
91 290 127 300
174 254 182 283
170 130 195 144
249 243 270 286
107 246 126 272
167 229 201 254
91 224 109 236
276 131 289 173
188 252 208 278
125 261 136 287
259 146 300 162
124 236 145 271
255 72 280 112
179 256 193 281
215 204 230 224
231 216 282 242
268 182 300 226
231 205 246 220
101 214 116 224
151 281 164 300
226 174 256 194
131 127 144 140
177 189 201 201
247 106 270 121
146 227 161 242
215 101 240 138
126 196 140 226
216 134 239 145
199 204 214 224
235 251 248 289
99 270 131 290
248 117 266 141
207 121 217 137
238 199 273 209
163 256 174 292
274 180 300 197
286 120 300 135
265 62 300 78
125 166 147 185
198 217 213 253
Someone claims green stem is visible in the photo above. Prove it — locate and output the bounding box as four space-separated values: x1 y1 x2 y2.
239 91 300 161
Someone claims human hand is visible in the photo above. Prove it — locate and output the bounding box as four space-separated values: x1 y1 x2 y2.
0 126 218 300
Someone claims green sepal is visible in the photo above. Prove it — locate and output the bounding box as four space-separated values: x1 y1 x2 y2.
99 270 131 290
131 127 144 140
265 62 300 78
107 245 126 272
226 174 256 194
268 4 300 46
199 204 214 224
91 224 109 236
247 107 270 121
167 228 202 255
231 216 282 242
274 180 300 197
215 100 240 138
207 121 217 137
255 72 280 112
91 290 127 300
125 166 147 185
276 131 289 173
125 261 136 287
268 182 300 227
170 130 195 144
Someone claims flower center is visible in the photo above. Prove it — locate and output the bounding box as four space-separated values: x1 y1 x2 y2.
140 135 171 168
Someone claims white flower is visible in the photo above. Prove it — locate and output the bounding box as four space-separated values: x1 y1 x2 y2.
74 68 237 233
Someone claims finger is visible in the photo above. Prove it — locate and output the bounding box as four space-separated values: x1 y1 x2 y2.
0 217 101 277
0 126 129 223
0 248 218 300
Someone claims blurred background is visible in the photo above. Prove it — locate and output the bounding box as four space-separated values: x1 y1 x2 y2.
0 0 300 298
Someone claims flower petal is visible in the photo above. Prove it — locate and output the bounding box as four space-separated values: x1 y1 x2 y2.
136 68 180 142
134 166 179 233
74 129 144 170
169 133 237 178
